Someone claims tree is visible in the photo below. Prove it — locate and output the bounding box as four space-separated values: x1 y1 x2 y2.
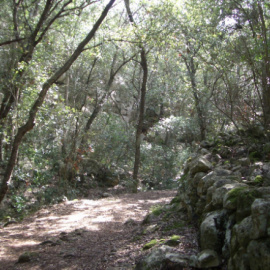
0 0 116 203
124 0 148 190
0 0 95 161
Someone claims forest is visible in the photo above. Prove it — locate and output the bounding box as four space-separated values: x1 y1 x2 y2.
0 0 270 269
0 0 269 209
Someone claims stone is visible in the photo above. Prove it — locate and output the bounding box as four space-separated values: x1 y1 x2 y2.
164 236 181 247
206 186 215 205
223 184 249 210
247 239 270 270
223 214 236 259
195 197 207 216
212 183 242 209
101 192 112 198
235 187 261 222
197 249 221 268
200 210 226 251
205 177 237 208
200 148 210 155
231 165 242 172
250 198 270 239
134 245 189 270
189 157 212 176
215 168 232 176
228 247 250 270
192 172 206 188
17 252 38 263
257 187 270 198
197 171 217 196
233 216 252 247
238 158 251 166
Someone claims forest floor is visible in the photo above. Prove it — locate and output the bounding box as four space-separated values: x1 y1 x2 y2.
0 189 198 270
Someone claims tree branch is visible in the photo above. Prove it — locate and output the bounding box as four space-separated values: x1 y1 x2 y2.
0 0 116 204
0 38 25 47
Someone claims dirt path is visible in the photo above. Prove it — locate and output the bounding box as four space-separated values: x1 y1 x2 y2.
0 190 197 270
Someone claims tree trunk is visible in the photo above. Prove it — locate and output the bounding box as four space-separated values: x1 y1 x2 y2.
0 0 116 204
258 2 270 130
124 0 148 191
133 49 148 188
80 54 135 148
185 57 206 141
0 0 75 164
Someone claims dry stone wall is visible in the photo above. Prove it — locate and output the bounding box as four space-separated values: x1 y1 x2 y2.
174 142 270 269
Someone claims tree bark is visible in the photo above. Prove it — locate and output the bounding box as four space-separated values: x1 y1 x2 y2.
0 0 116 204
124 0 148 190
184 56 206 140
257 2 270 130
0 0 74 161
133 49 148 186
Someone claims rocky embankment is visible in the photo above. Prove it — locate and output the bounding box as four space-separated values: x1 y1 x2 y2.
136 130 270 269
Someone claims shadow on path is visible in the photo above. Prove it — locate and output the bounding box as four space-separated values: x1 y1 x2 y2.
0 190 177 270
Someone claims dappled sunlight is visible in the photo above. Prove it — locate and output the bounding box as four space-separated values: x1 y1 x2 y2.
0 190 176 269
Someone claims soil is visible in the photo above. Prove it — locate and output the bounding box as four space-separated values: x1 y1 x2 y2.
0 189 198 270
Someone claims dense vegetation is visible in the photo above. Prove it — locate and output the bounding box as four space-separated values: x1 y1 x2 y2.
0 0 269 216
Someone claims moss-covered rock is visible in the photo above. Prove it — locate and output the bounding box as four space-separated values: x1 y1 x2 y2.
235 188 261 222
223 185 249 210
164 235 181 247
143 239 158 250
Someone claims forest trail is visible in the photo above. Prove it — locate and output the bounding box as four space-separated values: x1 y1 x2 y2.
0 190 197 270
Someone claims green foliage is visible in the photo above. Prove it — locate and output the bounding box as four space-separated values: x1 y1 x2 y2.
0 0 269 213
10 194 28 213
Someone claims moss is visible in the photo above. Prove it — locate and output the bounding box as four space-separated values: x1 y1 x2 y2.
143 239 158 250
164 235 181 247
164 221 185 231
170 235 181 241
162 211 173 221
231 187 262 222
170 196 181 205
254 175 263 184
178 174 188 183
227 186 249 204
150 204 164 216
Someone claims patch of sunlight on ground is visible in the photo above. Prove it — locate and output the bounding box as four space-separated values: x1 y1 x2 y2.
7 240 39 248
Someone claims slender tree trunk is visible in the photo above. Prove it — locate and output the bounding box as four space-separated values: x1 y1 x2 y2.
80 53 136 148
0 0 116 204
124 0 148 191
258 2 270 130
133 49 148 186
0 0 74 163
185 57 206 140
